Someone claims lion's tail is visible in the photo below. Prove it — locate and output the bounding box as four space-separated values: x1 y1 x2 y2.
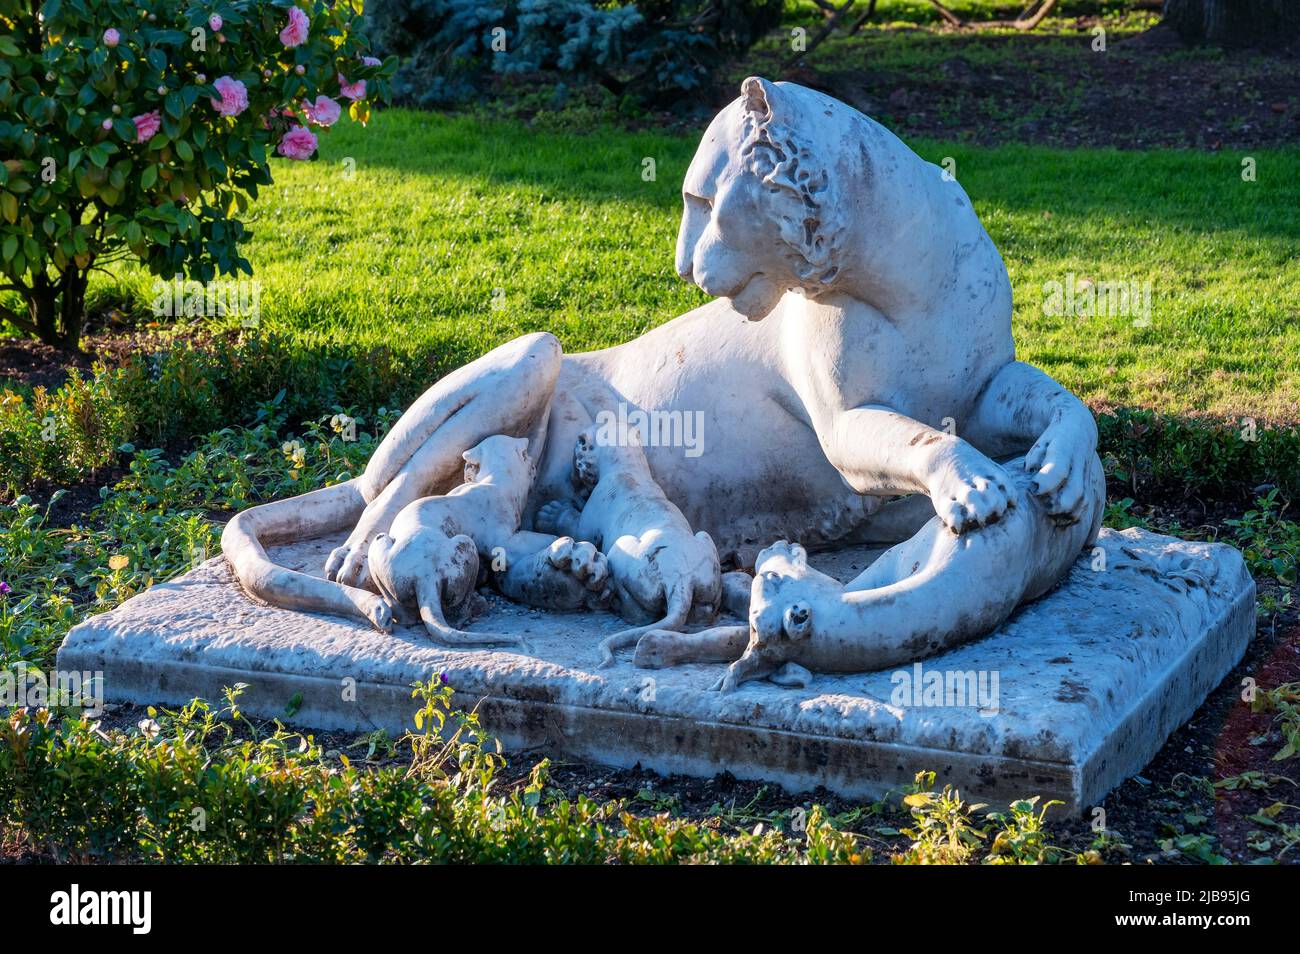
596 584 693 669
414 573 526 649
220 479 391 630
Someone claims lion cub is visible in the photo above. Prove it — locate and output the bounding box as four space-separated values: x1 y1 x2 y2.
367 435 535 648
538 427 721 667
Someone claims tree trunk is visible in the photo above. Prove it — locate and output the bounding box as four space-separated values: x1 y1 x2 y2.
57 270 89 350
1162 0 1300 46
29 274 60 345
23 269 90 351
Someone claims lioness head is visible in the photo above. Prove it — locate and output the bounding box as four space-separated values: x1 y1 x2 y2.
675 77 849 321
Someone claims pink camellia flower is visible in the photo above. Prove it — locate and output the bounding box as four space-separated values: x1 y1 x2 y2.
103 28 120 47
208 13 223 31
338 74 365 101
210 75 249 117
279 6 308 47
101 118 113 130
302 94 341 127
277 124 318 160
133 110 162 143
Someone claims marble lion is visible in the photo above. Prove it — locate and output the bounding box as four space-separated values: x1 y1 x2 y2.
222 76 1103 672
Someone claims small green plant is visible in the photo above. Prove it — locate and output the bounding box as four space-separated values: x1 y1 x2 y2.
1103 496 1149 530
984 796 1065 865
1252 681 1300 762
892 771 988 865
1215 771 1298 792
0 680 884 864
0 371 130 495
1224 490 1299 586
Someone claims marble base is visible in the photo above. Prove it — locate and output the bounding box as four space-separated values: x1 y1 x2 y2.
57 528 1255 814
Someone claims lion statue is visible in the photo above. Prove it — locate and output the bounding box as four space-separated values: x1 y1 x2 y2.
222 76 1103 671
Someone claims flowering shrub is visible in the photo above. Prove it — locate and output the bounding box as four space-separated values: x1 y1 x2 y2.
0 0 394 348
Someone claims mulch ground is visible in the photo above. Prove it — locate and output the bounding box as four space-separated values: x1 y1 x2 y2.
785 23 1300 151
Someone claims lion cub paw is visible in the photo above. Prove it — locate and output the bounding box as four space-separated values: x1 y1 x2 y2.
545 537 609 592
536 500 581 536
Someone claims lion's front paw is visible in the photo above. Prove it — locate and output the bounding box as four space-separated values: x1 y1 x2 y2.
326 539 376 589
929 444 1013 534
545 537 609 592
1025 419 1095 525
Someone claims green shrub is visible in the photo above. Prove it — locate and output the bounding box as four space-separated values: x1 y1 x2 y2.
0 0 392 348
0 371 130 495
0 680 875 864
1099 408 1300 501
368 0 783 110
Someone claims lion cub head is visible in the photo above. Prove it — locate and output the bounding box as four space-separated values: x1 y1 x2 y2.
462 434 534 490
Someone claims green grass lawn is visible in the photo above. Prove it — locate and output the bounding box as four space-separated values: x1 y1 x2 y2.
80 108 1300 420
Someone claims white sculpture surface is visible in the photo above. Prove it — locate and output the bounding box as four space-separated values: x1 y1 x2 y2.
537 427 723 668
368 435 536 647
221 76 1105 677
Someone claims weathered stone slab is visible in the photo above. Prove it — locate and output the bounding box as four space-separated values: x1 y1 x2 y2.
57 527 1254 814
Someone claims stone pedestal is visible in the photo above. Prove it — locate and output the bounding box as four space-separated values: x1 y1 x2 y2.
57 527 1254 814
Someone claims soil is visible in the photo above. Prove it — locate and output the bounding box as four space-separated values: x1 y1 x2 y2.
774 24 1300 150
0 325 207 393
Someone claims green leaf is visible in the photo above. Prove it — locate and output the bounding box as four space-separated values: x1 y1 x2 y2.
140 165 158 189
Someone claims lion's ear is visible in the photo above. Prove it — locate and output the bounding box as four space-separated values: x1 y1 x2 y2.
741 76 775 120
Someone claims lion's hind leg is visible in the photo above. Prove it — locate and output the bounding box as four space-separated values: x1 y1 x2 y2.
632 625 749 669
326 332 563 588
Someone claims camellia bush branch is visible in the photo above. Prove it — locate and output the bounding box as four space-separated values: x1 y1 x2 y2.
0 0 394 349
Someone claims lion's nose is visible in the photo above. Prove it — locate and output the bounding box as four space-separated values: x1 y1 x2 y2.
677 264 694 283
